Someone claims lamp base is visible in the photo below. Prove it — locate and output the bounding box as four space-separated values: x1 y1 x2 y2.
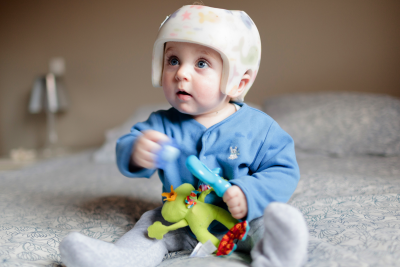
41 145 69 159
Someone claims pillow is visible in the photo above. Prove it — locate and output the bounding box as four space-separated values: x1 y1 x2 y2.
263 92 400 157
93 102 262 163
93 103 172 163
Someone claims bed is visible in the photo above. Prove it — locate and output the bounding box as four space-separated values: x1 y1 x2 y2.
1 92 399 267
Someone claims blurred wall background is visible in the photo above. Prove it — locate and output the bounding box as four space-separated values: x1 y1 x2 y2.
0 0 399 157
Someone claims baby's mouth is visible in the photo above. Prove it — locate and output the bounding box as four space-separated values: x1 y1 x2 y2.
176 90 192 100
177 90 191 96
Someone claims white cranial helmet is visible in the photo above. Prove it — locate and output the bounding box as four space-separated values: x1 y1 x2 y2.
152 5 261 102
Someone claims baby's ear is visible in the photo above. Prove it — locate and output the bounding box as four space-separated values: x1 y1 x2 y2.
227 72 251 98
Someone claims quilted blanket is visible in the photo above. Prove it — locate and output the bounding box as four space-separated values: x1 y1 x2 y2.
1 151 399 266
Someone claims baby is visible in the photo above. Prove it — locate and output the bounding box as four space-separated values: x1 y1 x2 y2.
60 5 308 267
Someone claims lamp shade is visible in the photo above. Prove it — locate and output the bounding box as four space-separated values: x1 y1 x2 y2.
29 73 68 114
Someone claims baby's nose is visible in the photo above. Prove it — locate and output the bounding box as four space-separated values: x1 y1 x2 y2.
175 65 191 82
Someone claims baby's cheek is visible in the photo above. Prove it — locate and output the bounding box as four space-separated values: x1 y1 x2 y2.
198 85 223 101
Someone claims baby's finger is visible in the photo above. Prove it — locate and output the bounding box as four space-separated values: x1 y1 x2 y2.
229 206 245 219
131 141 157 168
226 196 240 209
133 147 157 168
223 186 239 203
142 130 170 144
228 205 242 214
140 137 162 154
133 157 155 169
136 148 156 162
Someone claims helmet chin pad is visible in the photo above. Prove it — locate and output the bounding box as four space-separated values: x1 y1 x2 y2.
152 5 261 102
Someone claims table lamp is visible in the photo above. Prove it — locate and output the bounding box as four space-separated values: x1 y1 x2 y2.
29 57 68 157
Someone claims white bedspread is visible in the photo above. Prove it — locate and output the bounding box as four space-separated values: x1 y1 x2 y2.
1 151 399 266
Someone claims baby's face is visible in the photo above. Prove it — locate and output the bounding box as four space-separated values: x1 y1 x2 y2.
162 42 228 116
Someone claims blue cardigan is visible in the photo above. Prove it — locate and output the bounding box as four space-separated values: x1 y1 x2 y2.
116 103 300 223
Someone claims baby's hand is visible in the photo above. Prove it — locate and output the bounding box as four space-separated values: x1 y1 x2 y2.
223 185 248 220
131 130 170 169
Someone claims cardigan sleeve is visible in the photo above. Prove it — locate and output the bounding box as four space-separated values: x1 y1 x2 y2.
116 111 166 178
229 121 300 222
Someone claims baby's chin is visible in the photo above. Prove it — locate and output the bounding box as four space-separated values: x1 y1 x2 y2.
169 102 206 116
173 106 198 116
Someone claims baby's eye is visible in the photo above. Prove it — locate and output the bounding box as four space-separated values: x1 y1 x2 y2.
169 57 179 66
197 60 209 69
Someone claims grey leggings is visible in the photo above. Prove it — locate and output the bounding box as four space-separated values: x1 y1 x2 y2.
115 206 264 264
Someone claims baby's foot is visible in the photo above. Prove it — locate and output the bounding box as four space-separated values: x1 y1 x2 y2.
251 202 308 267
60 232 128 267
60 232 160 267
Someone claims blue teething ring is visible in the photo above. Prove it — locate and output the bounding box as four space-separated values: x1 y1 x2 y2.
185 155 231 197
